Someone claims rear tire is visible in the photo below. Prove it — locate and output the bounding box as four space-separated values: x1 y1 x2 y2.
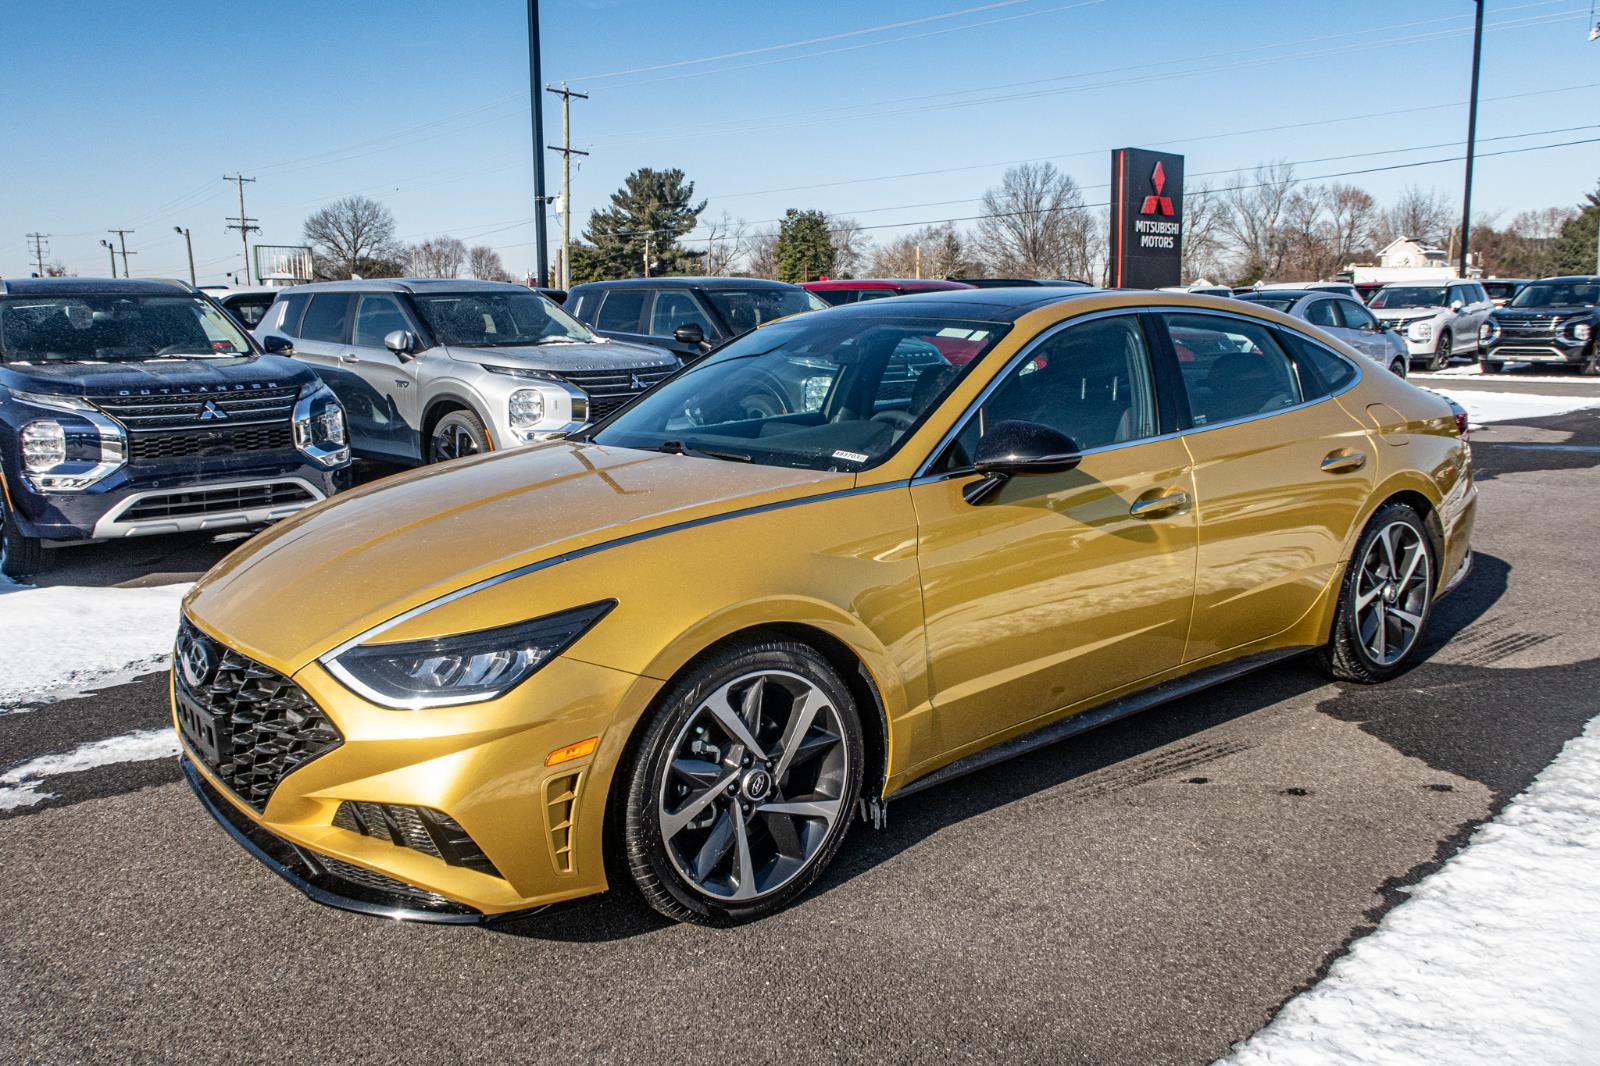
1319 503 1434 684
619 640 863 925
0 499 45 581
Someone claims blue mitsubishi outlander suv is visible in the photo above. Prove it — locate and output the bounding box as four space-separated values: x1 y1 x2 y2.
0 278 350 578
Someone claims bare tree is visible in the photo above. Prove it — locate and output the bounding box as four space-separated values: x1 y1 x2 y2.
467 245 511 282
1382 184 1455 247
745 229 779 279
1180 182 1228 283
407 236 467 278
1220 161 1297 282
825 214 871 277
1325 183 1380 270
303 195 405 280
868 223 981 279
976 162 1097 278
701 212 753 276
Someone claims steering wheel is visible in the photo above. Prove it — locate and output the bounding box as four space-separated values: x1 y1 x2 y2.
872 410 916 430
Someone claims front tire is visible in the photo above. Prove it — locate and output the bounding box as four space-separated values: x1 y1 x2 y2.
426 408 490 463
1319 503 1434 683
619 640 863 925
1389 358 1408 378
1479 358 1504 374
0 499 44 581
1426 329 1452 372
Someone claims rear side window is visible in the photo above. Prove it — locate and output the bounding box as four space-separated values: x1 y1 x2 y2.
273 292 310 336
1334 299 1379 332
1164 313 1303 427
596 289 647 332
1304 300 1338 328
1283 331 1359 398
299 294 353 343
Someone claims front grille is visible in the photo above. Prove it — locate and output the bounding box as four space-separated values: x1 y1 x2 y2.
92 385 299 431
313 854 468 912
557 364 675 420
174 618 342 812
1497 317 1561 341
123 481 314 522
128 423 295 463
333 801 502 878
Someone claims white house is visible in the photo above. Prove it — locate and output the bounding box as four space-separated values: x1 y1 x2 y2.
1377 237 1450 270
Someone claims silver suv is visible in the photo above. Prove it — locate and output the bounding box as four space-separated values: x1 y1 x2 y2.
254 280 677 463
1368 280 1493 372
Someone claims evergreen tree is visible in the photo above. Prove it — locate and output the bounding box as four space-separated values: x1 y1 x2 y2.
773 209 836 283
570 168 706 283
1553 180 1600 275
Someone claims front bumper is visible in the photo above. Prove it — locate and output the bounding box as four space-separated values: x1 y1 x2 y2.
173 624 663 920
1480 340 1591 365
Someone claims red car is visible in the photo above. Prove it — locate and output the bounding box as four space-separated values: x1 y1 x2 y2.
802 279 985 362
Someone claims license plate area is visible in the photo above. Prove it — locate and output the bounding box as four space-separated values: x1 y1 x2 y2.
175 689 226 766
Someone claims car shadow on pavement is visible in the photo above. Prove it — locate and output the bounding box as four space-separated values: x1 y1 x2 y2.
493 555 1513 943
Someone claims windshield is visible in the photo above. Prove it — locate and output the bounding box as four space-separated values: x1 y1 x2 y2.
0 294 253 364
1235 293 1300 311
411 290 593 347
1482 282 1521 300
1509 281 1599 308
1370 286 1447 309
702 288 828 335
589 314 1010 472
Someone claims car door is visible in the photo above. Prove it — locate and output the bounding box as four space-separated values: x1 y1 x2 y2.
1461 283 1493 350
1160 311 1375 661
291 293 361 416
346 292 425 460
911 312 1197 757
1302 295 1366 355
1331 297 1391 364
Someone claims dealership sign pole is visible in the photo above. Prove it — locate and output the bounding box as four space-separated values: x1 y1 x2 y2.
1109 148 1184 289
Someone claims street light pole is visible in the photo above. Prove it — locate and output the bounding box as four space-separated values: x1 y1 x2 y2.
527 0 550 287
1458 0 1485 279
174 226 196 286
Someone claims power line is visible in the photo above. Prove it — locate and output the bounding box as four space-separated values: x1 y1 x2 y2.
25 233 49 276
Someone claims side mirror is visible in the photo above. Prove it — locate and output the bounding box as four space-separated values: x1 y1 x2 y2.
261 335 294 354
1449 300 1465 312
384 329 418 357
964 420 1082 505
673 323 707 348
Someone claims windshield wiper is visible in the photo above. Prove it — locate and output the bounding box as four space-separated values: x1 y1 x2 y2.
653 439 752 463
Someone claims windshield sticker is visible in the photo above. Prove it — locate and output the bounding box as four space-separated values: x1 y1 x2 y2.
211 340 238 352
831 450 869 464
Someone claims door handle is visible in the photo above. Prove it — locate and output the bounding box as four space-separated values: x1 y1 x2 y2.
339 352 360 364
1129 490 1189 518
1321 451 1366 473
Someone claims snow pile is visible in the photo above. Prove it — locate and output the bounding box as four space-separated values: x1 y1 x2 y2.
1221 717 1600 1066
0 728 177 810
0 580 191 705
1429 389 1600 427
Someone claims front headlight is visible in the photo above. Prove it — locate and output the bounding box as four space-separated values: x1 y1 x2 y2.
1407 320 1433 341
509 388 546 428
323 600 615 710
293 383 349 467
1564 320 1592 343
20 420 66 471
1479 319 1499 345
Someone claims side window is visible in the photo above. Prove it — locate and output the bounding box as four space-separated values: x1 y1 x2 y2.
1335 299 1379 332
352 294 412 348
1471 284 1490 304
274 292 310 336
648 291 716 337
1304 300 1338 328
1447 285 1468 306
1165 313 1303 426
596 289 647 333
1284 331 1359 398
941 315 1158 469
299 294 353 343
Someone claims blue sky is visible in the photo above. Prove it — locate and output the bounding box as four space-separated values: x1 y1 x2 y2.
2 0 1597 283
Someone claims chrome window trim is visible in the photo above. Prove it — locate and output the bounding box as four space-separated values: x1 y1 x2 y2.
912 304 1364 480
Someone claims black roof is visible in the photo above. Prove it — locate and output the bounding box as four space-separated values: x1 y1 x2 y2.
953 277 1093 288
568 277 804 291
1235 289 1326 301
0 277 194 296
806 286 1107 322
289 278 530 295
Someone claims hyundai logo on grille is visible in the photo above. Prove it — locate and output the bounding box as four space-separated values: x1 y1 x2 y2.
178 631 215 689
198 400 227 421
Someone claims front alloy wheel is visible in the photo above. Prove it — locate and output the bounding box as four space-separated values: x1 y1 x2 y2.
427 408 490 463
621 642 862 924
1427 329 1452 372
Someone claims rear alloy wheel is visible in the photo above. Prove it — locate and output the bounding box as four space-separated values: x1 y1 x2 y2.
0 498 44 581
1320 504 1434 683
1426 329 1452 372
621 641 862 924
427 408 490 463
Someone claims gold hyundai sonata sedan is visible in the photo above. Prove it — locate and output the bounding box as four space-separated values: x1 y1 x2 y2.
174 288 1474 925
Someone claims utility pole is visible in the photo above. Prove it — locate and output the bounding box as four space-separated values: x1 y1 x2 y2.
107 228 136 277
25 233 49 276
100 239 118 278
643 233 653 278
545 82 588 291
223 174 259 284
1458 0 1485 279
527 0 550 287
174 226 197 285
914 244 922 280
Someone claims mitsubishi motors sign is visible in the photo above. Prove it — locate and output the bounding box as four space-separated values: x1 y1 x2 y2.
1110 148 1184 288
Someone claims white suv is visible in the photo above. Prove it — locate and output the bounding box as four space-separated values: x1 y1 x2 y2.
1368 280 1493 372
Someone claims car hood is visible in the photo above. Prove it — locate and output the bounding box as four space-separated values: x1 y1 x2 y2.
1372 305 1447 321
184 442 846 674
0 354 311 397
444 337 676 372
1494 306 1594 316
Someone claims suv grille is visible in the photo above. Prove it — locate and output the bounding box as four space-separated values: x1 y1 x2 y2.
93 385 300 466
174 618 342 813
123 481 314 522
558 364 675 420
333 801 502 878
1497 315 1561 340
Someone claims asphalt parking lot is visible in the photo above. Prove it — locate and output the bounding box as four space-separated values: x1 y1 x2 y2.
3 378 1598 1065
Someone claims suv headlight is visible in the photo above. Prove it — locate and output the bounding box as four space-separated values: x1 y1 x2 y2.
1407 320 1433 341
293 382 349 467
21 420 66 471
323 600 615 709
1479 319 1499 345
9 393 127 492
509 389 546 428
1563 320 1592 344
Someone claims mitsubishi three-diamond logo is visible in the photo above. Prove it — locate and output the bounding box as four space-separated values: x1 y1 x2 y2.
1140 161 1175 216
198 399 227 420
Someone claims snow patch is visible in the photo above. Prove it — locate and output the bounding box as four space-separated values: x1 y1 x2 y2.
1220 717 1600 1066
0 728 179 810
0 580 191 704
1421 388 1600 427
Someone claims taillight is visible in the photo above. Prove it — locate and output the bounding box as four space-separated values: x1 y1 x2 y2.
1447 399 1471 441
